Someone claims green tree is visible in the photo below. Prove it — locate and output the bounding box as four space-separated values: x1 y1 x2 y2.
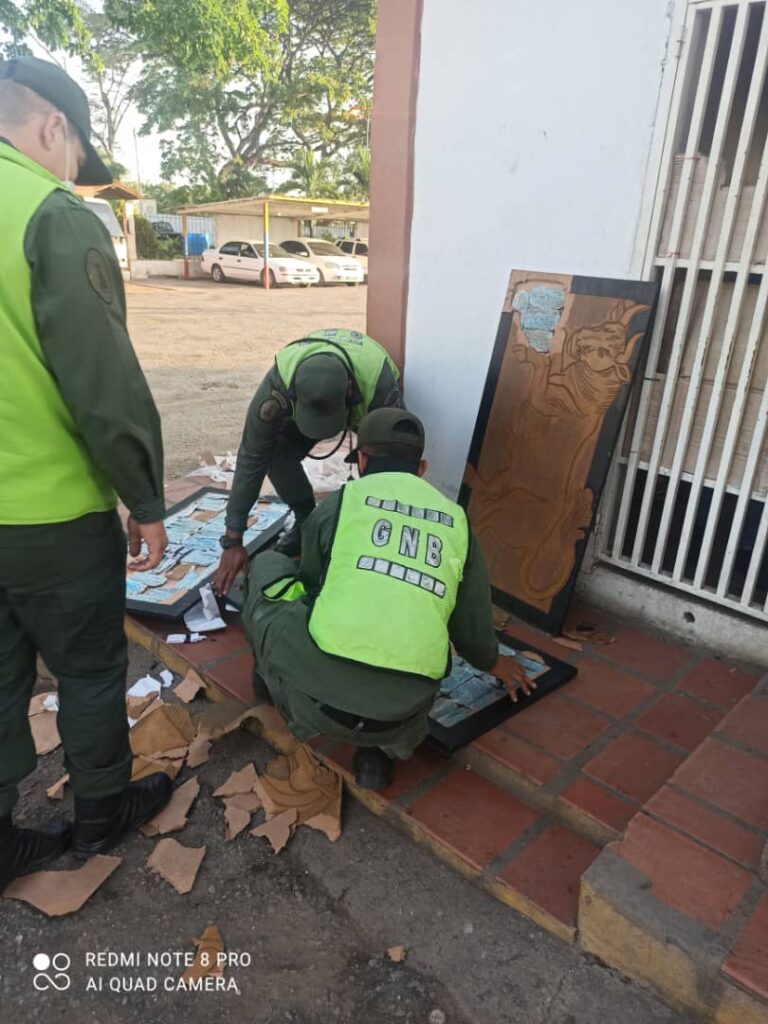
80 6 137 161
0 0 89 57
282 147 339 197
105 0 374 190
340 145 370 200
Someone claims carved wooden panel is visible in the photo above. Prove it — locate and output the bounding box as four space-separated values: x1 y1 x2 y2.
461 270 659 633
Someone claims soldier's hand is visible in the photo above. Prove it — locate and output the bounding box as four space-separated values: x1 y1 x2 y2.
127 517 168 572
214 546 249 596
492 655 537 702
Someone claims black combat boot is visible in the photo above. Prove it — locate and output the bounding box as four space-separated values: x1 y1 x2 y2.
353 748 395 790
72 772 173 858
0 814 72 890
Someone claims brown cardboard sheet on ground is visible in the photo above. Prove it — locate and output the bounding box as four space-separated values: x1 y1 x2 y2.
250 808 297 854
141 777 199 836
175 670 205 704
131 755 183 781
126 693 158 720
28 692 57 716
187 736 212 768
254 746 342 836
46 774 69 801
147 838 206 894
195 700 261 740
182 925 225 983
213 763 258 798
2 855 121 915
130 704 196 756
223 803 250 842
30 711 60 755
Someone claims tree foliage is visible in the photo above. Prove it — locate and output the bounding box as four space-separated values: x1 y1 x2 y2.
282 148 339 198
80 7 137 160
0 0 89 58
104 0 374 192
2 0 376 201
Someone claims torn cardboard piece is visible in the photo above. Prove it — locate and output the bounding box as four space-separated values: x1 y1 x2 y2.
387 945 408 963
222 792 262 841
213 763 258 798
304 785 342 843
553 635 584 652
182 925 225 983
131 755 183 782
141 777 200 836
30 711 61 755
2 855 121 915
46 774 69 801
195 701 261 740
562 622 615 646
175 670 205 704
186 736 212 769
147 838 205 894
250 808 298 854
224 804 251 842
130 704 196 757
126 693 159 721
254 745 342 830
28 691 57 717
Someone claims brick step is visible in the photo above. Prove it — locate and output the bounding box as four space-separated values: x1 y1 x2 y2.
580 682 768 1024
458 618 763 848
314 742 602 943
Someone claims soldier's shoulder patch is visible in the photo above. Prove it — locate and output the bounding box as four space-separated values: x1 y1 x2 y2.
259 397 282 422
85 248 114 305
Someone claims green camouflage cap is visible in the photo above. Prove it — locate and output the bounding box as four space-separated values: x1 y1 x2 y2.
293 354 349 440
345 407 425 463
0 56 112 185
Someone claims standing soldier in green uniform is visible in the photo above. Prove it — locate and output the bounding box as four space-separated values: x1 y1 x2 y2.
239 409 533 789
214 328 402 593
0 57 173 888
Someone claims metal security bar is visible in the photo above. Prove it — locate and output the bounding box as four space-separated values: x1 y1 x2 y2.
602 0 768 622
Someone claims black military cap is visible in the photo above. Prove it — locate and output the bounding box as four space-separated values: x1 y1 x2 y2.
0 56 112 185
345 408 426 463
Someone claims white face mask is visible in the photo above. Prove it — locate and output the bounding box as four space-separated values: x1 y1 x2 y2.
59 114 76 190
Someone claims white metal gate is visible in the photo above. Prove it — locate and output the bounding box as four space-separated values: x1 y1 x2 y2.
602 0 768 623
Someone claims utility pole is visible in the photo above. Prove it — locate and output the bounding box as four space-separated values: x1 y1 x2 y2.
133 129 143 194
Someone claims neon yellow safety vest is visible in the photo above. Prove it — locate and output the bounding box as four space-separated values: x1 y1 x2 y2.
0 144 115 525
309 473 469 680
274 329 400 428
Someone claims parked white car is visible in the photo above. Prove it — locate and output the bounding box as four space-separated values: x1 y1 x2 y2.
84 197 128 270
338 238 368 280
280 237 365 285
201 240 320 286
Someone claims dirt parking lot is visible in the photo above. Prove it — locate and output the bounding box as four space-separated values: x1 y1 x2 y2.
126 278 367 478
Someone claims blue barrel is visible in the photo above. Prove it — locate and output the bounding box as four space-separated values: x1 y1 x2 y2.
186 233 210 256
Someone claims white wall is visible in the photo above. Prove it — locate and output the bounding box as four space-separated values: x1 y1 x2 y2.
212 214 301 246
404 0 674 496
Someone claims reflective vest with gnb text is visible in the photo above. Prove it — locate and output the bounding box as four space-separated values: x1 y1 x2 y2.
309 473 469 680
0 143 115 524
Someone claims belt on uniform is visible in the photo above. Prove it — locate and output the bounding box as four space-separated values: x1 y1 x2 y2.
314 700 408 734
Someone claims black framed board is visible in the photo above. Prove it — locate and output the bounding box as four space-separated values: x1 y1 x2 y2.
427 633 578 753
125 487 289 619
460 270 659 634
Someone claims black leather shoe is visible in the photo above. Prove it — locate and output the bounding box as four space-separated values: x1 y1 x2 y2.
0 815 72 890
353 748 395 790
72 773 173 858
273 522 302 557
